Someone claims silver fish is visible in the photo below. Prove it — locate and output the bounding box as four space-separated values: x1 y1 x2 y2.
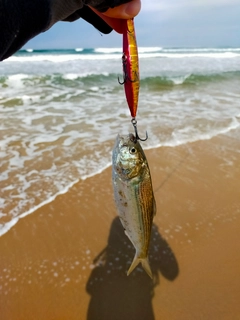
112 133 156 278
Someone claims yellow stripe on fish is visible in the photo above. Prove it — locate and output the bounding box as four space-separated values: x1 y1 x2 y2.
112 133 156 278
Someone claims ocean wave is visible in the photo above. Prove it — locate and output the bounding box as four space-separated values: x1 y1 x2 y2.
139 52 239 59
138 47 163 53
94 47 163 54
0 72 117 90
8 51 239 62
19 48 92 55
7 47 240 63
0 158 112 237
1 71 239 96
5 54 121 63
169 116 240 147
161 47 240 53
94 47 122 54
141 71 240 88
19 46 240 54
1 47 240 236
1 116 239 237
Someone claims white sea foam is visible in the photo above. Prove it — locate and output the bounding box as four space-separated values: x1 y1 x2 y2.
138 47 163 53
95 46 157 55
1 115 239 238
5 73 28 88
169 74 191 85
0 159 112 236
139 52 240 59
143 119 240 151
62 73 80 80
170 117 240 146
4 48 239 64
94 47 122 54
5 54 121 62
0 179 77 237
0 218 19 237
162 47 240 53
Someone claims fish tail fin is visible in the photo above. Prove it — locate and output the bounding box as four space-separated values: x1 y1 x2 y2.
141 258 153 279
127 254 153 279
127 254 141 276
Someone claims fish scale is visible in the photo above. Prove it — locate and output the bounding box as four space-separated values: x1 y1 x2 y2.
112 133 156 278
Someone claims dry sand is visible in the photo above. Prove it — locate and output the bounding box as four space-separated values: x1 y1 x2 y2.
1 130 240 320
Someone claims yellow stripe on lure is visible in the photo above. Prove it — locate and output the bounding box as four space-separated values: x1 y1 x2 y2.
119 19 139 119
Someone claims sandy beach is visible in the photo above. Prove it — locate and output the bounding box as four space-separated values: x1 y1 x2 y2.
1 129 240 320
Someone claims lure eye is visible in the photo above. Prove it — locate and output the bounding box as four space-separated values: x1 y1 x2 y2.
130 147 136 154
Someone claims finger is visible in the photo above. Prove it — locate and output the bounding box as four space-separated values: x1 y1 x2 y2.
89 7 124 33
103 0 141 19
90 0 141 34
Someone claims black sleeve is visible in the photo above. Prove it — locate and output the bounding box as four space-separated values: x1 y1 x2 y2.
0 0 131 61
0 0 51 60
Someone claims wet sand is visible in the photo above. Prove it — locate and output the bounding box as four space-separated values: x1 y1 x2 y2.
1 129 240 320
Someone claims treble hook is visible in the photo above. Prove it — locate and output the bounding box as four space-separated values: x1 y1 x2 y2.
118 53 138 85
131 118 148 143
118 53 127 84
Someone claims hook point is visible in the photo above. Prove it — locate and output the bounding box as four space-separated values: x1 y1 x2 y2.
131 118 148 142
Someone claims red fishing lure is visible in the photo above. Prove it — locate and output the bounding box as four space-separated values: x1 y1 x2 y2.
119 19 147 142
120 18 139 119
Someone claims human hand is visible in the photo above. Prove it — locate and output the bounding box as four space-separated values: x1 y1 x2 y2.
0 0 141 61
90 0 141 33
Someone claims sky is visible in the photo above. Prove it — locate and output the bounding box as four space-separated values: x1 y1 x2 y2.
23 0 240 49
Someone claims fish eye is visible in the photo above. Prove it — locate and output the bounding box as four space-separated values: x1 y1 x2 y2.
130 147 136 154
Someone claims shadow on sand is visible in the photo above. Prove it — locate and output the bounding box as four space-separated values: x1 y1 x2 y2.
86 217 179 320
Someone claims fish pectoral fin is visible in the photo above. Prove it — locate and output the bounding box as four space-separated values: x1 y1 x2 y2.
127 254 153 279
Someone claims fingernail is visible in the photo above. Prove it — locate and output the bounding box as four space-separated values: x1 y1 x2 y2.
124 1 141 18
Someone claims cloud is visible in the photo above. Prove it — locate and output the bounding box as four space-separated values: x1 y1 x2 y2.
141 0 240 12
136 0 240 47
23 0 240 49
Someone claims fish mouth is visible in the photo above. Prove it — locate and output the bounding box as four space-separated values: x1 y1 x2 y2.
117 134 134 145
129 133 136 143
